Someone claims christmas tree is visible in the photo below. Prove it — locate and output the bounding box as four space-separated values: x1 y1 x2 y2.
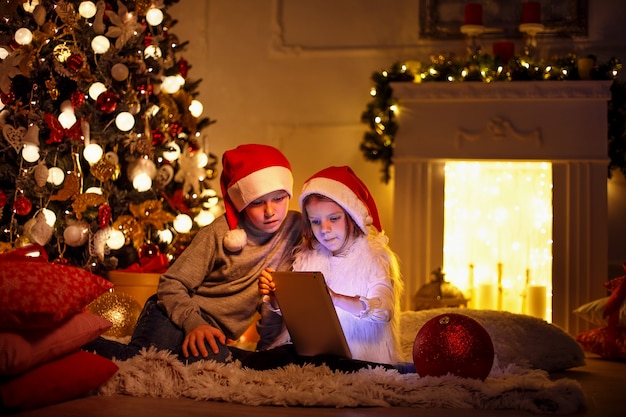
0 0 222 276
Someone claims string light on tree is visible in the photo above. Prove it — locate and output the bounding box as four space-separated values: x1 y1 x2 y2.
91 35 110 54
146 7 164 26
173 213 192 234
78 1 97 19
14 28 33 45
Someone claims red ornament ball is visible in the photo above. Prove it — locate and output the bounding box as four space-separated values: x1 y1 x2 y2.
0 189 6 207
13 196 32 216
138 243 160 259
95 91 118 113
412 313 494 380
0 91 15 105
71 90 85 109
65 54 84 72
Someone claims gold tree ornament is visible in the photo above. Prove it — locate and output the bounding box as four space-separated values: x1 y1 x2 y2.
45 77 59 100
129 199 176 231
72 192 107 220
113 215 143 250
91 158 117 182
50 172 80 201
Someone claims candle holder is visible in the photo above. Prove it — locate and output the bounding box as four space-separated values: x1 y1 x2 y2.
460 24 486 56
519 23 545 59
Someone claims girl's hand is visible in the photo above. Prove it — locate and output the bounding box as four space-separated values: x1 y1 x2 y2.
182 324 226 358
257 267 275 296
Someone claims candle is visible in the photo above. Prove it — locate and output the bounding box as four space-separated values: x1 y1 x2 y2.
492 41 515 63
477 283 496 310
468 263 475 308
527 285 547 320
464 3 483 26
496 262 503 310
522 2 541 24
578 57 594 80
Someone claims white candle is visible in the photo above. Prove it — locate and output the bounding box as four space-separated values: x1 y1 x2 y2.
496 262 503 310
468 263 475 308
527 285 547 320
477 283 496 310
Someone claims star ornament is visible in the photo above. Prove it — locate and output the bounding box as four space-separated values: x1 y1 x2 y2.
105 0 146 49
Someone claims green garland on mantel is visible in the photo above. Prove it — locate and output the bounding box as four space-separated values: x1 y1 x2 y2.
360 54 624 184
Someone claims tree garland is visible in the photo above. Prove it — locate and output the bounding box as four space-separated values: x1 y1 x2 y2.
361 54 623 184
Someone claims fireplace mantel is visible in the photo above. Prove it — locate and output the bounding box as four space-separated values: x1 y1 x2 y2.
391 81 612 335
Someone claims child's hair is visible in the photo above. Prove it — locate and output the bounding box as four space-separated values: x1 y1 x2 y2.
300 193 363 251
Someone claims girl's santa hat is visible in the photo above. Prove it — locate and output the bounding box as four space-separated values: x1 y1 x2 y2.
220 144 293 251
299 166 382 234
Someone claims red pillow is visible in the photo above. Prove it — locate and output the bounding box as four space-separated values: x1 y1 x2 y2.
0 350 118 412
576 326 626 360
0 312 112 376
0 261 114 330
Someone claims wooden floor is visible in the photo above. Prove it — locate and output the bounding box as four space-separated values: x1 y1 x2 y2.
13 355 626 417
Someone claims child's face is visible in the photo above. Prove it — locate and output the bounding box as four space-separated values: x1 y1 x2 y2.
243 190 290 234
305 199 350 254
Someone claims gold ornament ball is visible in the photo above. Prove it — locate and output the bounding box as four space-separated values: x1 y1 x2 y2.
87 291 142 337
15 236 31 248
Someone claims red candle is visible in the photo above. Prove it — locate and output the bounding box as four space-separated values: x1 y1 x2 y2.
522 1 541 24
492 41 515 63
464 3 483 26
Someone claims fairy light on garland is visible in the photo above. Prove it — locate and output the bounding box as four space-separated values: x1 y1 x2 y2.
361 54 623 183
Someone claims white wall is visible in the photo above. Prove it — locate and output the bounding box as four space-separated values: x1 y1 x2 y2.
168 0 626 278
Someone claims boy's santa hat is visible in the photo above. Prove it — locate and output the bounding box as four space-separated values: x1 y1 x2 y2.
220 144 293 251
299 166 382 234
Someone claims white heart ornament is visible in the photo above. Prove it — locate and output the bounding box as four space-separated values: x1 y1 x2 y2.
2 124 27 152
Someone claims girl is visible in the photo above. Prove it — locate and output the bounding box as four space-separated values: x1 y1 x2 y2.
258 166 403 364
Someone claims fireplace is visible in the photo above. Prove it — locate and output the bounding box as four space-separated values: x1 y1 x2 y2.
391 80 612 335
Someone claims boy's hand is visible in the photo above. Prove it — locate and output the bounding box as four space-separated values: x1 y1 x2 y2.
257 267 275 296
182 324 226 358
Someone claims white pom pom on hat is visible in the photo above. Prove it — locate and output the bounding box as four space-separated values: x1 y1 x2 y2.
298 166 382 234
220 144 293 252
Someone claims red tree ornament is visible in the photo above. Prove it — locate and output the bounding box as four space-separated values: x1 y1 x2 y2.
0 189 6 207
97 204 112 229
13 196 32 216
0 91 15 105
71 90 85 109
95 91 119 113
412 313 494 380
65 54 84 72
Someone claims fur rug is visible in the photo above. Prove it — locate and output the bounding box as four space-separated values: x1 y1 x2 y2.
97 309 587 413
98 348 584 414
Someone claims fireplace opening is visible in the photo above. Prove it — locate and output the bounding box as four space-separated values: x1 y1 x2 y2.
442 161 553 321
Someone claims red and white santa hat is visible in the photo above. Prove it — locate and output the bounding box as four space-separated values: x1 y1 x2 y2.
220 144 293 251
299 166 382 234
